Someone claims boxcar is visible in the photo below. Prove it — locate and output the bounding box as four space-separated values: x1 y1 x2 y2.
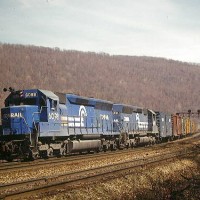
156 112 172 141
172 114 182 138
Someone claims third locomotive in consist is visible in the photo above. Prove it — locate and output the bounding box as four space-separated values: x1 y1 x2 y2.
0 88 198 161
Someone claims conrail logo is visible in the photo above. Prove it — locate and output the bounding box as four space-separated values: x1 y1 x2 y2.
3 112 23 118
64 105 87 127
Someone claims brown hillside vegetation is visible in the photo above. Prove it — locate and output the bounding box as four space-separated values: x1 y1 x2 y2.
0 43 200 113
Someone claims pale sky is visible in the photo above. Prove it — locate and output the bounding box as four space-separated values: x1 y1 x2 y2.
0 0 200 63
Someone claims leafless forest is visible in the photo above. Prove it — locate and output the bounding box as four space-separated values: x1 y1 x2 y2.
0 43 200 113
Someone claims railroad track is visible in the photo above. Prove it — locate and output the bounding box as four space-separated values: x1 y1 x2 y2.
0 134 200 173
0 132 199 172
0 146 199 200
0 148 148 172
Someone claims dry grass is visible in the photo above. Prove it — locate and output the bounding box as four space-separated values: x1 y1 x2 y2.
39 153 200 200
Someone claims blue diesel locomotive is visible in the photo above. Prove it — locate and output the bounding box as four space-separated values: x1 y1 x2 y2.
0 89 167 160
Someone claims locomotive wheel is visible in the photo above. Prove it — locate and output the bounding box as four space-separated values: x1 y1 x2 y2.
96 146 103 153
3 149 13 162
5 154 13 162
28 149 35 161
47 148 53 157
126 143 130 149
131 142 134 148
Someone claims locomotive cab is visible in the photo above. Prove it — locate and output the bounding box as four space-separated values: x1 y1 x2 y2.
1 89 40 137
113 104 143 148
0 89 60 160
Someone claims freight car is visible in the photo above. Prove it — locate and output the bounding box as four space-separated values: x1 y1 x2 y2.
0 89 198 161
172 114 182 139
156 112 172 142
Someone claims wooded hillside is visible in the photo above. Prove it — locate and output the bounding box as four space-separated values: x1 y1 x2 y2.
0 43 200 113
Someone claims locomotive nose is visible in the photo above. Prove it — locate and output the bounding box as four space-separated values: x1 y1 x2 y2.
1 105 39 135
1 107 11 135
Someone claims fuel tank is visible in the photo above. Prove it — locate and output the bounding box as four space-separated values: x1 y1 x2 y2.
68 140 101 153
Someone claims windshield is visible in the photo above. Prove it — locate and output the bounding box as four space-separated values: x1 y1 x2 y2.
5 96 37 106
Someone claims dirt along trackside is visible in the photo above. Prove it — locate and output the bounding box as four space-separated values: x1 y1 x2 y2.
8 134 199 200
38 148 200 200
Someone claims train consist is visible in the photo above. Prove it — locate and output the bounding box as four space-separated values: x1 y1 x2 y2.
0 89 198 161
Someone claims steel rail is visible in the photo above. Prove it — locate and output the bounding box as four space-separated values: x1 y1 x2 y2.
0 148 143 172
